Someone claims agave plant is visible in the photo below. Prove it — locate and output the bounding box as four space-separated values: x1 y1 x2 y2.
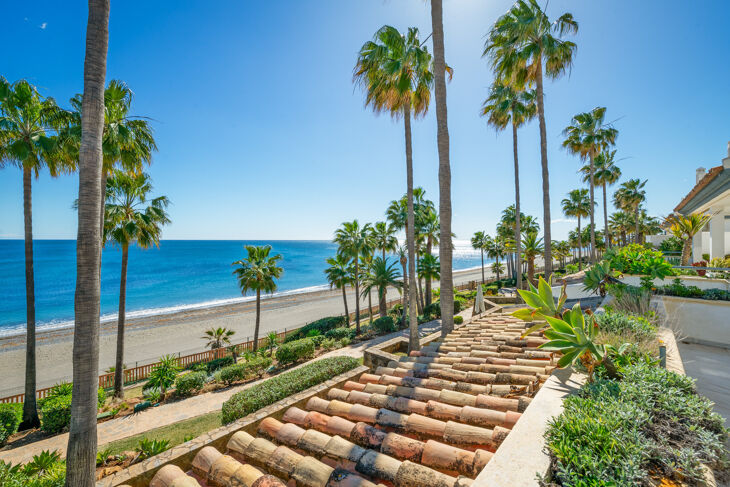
515 276 619 381
134 438 170 463
22 450 62 476
582 260 621 297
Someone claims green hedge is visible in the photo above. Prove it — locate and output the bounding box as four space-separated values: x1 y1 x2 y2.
454 315 464 325
276 338 315 365
222 356 360 424
206 356 235 373
0 403 21 446
284 316 347 343
40 388 105 434
325 327 354 340
174 371 207 397
372 316 396 334
545 363 728 486
219 357 272 385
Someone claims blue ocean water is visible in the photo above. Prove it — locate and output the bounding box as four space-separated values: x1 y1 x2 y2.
0 240 486 336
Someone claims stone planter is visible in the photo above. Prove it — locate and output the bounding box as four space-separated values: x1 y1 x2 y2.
653 295 730 348
622 275 730 291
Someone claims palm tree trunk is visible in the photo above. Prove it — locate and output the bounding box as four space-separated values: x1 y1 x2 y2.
681 239 691 266
528 258 535 285
512 122 523 293
20 166 39 429
602 182 610 249
417 275 425 314
404 103 419 351
99 168 107 242
535 59 553 277
354 255 361 335
66 1 109 484
634 207 640 244
577 216 583 271
430 0 453 338
253 289 261 351
378 289 387 319
367 289 373 323
400 259 408 328
425 238 433 307
480 250 485 285
341 286 349 321
113 243 129 398
588 153 597 263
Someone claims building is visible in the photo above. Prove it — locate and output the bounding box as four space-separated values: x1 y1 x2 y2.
674 142 730 262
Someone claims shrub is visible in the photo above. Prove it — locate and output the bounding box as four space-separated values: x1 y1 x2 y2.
285 316 347 342
219 356 273 386
596 310 655 341
703 288 730 301
454 315 464 325
40 387 106 434
565 263 579 274
276 338 315 365
306 329 321 338
205 356 234 373
174 371 206 397
325 327 354 340
310 335 325 347
320 338 336 350
146 355 180 397
0 403 21 446
372 316 396 334
605 244 673 279
658 235 683 253
47 382 73 399
222 356 359 423
135 438 170 462
340 337 352 347
453 296 467 313
423 302 440 318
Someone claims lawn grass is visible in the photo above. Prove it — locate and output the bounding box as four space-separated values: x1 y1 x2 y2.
101 411 222 456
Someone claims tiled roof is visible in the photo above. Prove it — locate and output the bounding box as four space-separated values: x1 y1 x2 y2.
674 165 724 213
144 315 554 487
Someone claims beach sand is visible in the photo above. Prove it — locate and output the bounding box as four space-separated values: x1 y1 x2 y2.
0 266 490 397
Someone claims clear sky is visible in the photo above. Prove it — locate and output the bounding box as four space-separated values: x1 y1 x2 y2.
1 0 729 241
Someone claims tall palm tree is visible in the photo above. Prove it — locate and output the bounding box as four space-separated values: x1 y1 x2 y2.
554 240 572 268
334 220 371 335
637 210 661 244
582 149 621 249
613 179 647 244
355 27 440 351
609 210 633 247
521 231 545 285
486 236 506 282
481 83 536 292
396 245 409 328
361 257 402 319
417 253 440 307
471 231 490 284
360 252 375 324
66 1 110 484
430 0 455 339
324 254 353 319
562 107 618 263
202 327 235 350
418 207 439 307
59 80 157 237
485 0 578 277
664 213 712 265
561 189 592 270
232 245 283 351
0 79 67 429
103 169 169 398
370 221 398 261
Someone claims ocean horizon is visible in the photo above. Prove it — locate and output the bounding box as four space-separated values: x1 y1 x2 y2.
0 239 490 337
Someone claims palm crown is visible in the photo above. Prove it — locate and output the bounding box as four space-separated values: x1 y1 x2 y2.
561 189 592 220
232 245 284 296
370 221 398 260
584 149 621 187
562 107 617 162
481 83 536 131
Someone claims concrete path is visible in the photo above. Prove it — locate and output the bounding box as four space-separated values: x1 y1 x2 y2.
0 319 445 465
677 342 730 427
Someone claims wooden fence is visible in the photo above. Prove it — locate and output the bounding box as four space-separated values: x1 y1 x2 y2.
0 277 481 405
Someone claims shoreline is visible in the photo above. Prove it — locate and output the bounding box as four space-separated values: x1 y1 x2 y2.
0 266 491 396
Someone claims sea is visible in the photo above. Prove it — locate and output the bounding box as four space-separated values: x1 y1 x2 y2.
0 239 487 337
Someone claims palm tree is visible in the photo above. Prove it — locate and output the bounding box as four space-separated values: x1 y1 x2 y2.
562 107 618 263
59 80 157 237
609 210 633 246
417 253 440 307
485 0 578 277
355 27 440 351
561 189 592 270
370 221 398 261
360 252 375 324
395 245 409 327
637 210 661 244
486 236 506 281
481 83 536 293
0 79 67 429
334 221 371 335
430 0 455 339
471 231 490 284
418 207 439 307
361 257 403 318
66 1 110 484
554 240 572 268
521 231 545 285
490 261 505 281
232 245 284 351
613 179 647 244
583 150 621 249
103 169 170 398
324 254 353 319
665 213 712 265
203 327 235 350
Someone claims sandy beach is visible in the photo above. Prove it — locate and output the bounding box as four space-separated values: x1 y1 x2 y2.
0 266 491 397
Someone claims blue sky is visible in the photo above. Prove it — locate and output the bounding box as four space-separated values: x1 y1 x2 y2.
1 0 729 241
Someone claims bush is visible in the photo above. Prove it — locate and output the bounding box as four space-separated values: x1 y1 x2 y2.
0 403 21 446
222 356 359 423
0 451 66 486
545 362 728 486
174 371 206 397
596 310 656 340
310 335 325 348
285 316 347 343
219 356 273 385
321 338 336 350
606 244 673 278
658 235 683 253
423 302 440 318
565 263 579 274
340 337 352 347
276 338 315 365
454 315 464 325
325 327 354 340
40 387 106 434
206 356 234 373
372 316 396 334
453 296 466 313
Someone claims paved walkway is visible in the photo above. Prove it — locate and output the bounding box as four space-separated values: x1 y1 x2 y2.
677 342 730 427
0 319 447 465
